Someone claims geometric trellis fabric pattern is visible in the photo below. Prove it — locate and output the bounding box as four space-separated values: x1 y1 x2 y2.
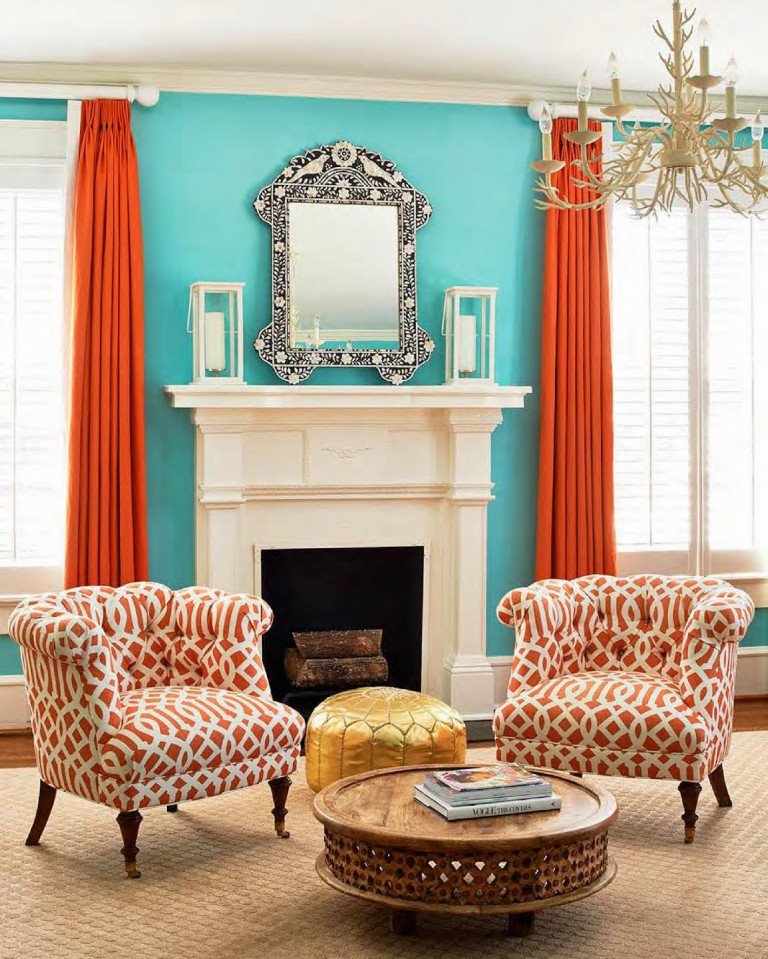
9 583 304 810
494 575 753 782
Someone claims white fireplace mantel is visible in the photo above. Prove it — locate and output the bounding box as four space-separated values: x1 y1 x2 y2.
165 382 532 720
165 383 531 411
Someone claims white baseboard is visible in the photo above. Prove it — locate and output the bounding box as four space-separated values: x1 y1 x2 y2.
0 675 30 731
735 646 768 696
1 648 766 730
489 645 768 705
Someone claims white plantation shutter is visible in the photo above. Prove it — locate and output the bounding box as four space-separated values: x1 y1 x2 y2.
611 203 690 556
0 176 66 579
612 194 768 581
707 210 768 570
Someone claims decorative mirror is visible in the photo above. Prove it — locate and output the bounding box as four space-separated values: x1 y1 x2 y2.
253 141 435 384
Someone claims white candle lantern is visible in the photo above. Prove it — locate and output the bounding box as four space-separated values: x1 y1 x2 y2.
187 281 245 384
442 286 498 385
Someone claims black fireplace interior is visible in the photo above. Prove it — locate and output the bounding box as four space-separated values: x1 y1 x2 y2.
260 546 424 712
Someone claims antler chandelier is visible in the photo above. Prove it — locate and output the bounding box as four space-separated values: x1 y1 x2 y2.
532 0 766 216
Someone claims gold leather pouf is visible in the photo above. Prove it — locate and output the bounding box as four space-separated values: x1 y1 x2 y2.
305 686 467 793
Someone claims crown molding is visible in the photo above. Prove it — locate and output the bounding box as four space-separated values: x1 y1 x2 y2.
1 61 767 113
0 61 576 105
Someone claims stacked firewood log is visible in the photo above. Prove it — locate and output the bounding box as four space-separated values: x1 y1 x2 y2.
284 629 388 689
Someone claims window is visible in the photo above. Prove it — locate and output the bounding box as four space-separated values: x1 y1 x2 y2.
0 121 67 605
612 198 768 591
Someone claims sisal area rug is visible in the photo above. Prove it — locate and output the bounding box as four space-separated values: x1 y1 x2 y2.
1 733 767 959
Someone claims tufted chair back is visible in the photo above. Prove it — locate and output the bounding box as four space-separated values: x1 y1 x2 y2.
10 582 274 696
501 574 747 686
575 575 728 681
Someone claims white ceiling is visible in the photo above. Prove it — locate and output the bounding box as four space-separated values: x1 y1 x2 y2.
2 0 768 96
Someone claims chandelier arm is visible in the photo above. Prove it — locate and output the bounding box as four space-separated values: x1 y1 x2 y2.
659 52 675 80
695 137 766 209
698 137 750 187
579 132 656 194
633 169 669 218
533 176 607 212
695 142 730 185
712 178 750 215
652 20 674 52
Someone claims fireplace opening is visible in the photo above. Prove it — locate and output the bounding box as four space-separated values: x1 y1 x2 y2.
260 545 424 719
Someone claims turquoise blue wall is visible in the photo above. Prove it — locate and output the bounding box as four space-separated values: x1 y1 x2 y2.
133 92 543 661
0 92 765 674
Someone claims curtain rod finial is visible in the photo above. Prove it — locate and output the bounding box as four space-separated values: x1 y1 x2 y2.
528 99 560 122
131 84 160 108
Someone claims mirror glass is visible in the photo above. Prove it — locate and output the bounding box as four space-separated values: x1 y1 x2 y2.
287 201 400 349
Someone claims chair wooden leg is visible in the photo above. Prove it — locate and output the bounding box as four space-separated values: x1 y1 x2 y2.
117 810 143 878
25 780 57 846
507 912 535 937
708 764 732 808
268 776 292 839
678 781 702 843
391 909 417 935
166 804 178 813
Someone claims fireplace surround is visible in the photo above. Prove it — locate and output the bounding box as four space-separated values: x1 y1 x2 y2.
165 383 531 720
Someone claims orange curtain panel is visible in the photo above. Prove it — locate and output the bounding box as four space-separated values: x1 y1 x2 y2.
65 100 148 587
535 118 617 580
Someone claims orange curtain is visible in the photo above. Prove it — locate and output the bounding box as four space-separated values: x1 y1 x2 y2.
535 118 617 581
65 100 148 588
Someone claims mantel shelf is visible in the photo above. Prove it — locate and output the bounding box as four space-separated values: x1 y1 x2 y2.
164 383 532 411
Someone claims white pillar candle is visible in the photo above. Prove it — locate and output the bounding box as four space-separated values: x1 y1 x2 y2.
457 314 477 375
204 311 226 373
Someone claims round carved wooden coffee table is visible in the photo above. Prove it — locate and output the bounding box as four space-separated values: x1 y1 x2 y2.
313 764 618 936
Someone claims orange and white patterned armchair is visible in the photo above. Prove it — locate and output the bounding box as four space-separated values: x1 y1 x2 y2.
9 582 304 877
494 575 754 842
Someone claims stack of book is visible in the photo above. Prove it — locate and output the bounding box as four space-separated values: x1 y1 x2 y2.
414 764 561 821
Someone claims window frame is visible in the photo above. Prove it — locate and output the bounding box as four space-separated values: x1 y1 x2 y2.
0 118 70 631
611 161 768 604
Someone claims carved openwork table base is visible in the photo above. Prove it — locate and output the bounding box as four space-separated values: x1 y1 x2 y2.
313 764 618 936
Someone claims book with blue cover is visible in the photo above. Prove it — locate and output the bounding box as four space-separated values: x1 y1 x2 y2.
414 784 561 821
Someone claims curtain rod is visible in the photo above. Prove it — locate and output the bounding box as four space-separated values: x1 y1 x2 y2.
0 82 159 107
527 98 660 123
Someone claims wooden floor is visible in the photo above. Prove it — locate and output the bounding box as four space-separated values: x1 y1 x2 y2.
1 697 766 770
